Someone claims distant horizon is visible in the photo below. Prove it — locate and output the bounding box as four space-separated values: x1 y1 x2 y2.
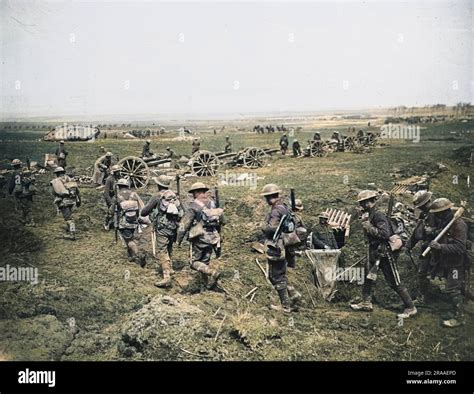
1 102 471 123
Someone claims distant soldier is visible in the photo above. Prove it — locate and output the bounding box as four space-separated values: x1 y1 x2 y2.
142 139 153 158
279 134 289 155
224 136 232 153
141 176 184 288
103 165 121 230
350 190 417 319
191 139 200 155
99 146 106 154
427 198 469 327
406 190 436 304
51 167 81 240
330 131 341 143
177 182 222 290
260 184 301 313
313 132 321 141
311 212 338 250
8 160 36 226
292 139 301 157
55 140 69 168
114 178 145 266
165 146 176 159
92 152 113 185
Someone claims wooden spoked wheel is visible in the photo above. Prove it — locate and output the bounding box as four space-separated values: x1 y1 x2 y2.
117 156 150 189
242 147 267 168
190 150 221 176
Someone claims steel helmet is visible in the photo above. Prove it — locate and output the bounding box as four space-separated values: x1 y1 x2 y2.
116 178 130 187
188 182 209 193
357 190 378 202
105 152 113 157
53 166 65 173
319 211 330 219
413 190 432 208
110 165 121 173
260 183 281 196
429 198 453 213
153 175 171 188
146 139 151 144
60 140 65 144
11 159 21 166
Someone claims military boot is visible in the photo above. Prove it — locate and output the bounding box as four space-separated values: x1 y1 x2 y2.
350 298 374 312
271 288 292 313
442 296 464 328
65 220 76 240
155 256 172 288
208 270 221 289
287 286 302 307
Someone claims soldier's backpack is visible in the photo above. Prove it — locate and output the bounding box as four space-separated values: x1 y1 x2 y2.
120 200 139 224
388 215 407 251
280 210 301 247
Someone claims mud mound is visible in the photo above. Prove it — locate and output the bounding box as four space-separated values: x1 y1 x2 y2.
0 315 73 360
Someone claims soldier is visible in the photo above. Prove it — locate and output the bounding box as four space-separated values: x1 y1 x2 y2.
406 190 436 304
55 140 69 169
292 139 301 157
103 164 121 230
350 190 417 319
142 139 153 158
114 178 145 266
279 134 289 155
191 139 200 155
224 136 232 153
287 198 307 268
260 184 301 313
8 160 36 226
331 131 341 143
99 146 106 154
141 176 184 288
313 132 321 141
51 167 81 240
311 212 338 250
427 198 469 327
165 146 176 159
92 152 113 185
177 182 222 290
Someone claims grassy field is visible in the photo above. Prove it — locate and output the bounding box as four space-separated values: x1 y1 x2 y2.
0 120 473 361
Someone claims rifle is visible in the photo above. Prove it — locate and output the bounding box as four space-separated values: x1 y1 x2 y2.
273 214 288 243
114 184 119 243
176 174 181 196
406 249 418 270
290 188 296 211
215 187 222 258
422 201 466 257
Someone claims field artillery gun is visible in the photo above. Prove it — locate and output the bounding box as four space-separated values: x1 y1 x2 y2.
187 147 278 176
115 155 173 189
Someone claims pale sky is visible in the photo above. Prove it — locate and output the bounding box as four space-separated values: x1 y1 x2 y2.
0 0 472 118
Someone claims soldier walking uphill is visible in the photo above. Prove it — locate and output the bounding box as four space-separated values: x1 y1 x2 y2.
55 140 69 169
279 134 289 155
50 167 81 240
350 190 417 319
426 198 470 328
224 136 232 154
8 159 36 226
406 190 436 304
113 178 145 267
92 152 114 185
141 176 184 288
103 165 121 230
260 184 301 313
177 182 222 290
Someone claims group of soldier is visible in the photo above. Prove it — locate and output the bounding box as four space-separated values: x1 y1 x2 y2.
3 140 470 328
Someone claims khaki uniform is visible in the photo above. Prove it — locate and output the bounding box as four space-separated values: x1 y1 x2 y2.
177 198 223 285
55 146 68 168
141 191 184 282
9 170 36 225
429 213 469 318
51 175 80 237
311 224 338 249
191 140 200 154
